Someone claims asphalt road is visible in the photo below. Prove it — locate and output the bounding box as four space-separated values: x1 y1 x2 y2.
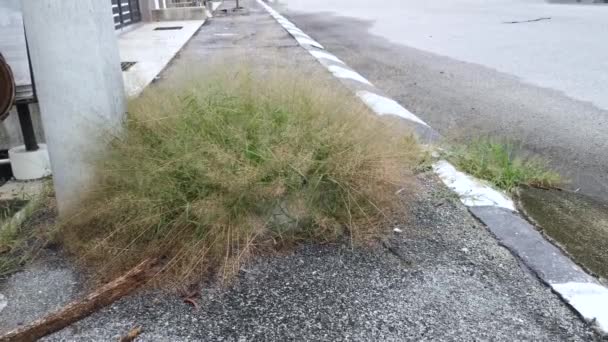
275 0 608 203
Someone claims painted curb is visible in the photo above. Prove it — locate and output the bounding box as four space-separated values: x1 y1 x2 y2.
256 0 608 335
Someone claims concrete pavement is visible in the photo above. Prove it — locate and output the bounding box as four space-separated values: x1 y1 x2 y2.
120 20 205 97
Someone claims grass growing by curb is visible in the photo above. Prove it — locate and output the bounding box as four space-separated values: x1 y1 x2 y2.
0 183 54 278
0 200 30 277
61 65 421 286
447 138 561 193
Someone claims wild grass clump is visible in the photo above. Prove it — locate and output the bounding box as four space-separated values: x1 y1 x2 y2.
447 138 561 193
61 64 420 286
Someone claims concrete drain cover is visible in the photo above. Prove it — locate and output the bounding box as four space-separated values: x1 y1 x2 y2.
120 61 137 72
154 26 183 31
0 293 7 313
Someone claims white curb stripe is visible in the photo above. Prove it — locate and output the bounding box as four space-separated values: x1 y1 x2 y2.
288 29 312 39
433 160 516 211
279 20 296 28
357 90 429 127
327 65 372 85
257 0 324 49
294 36 324 49
278 19 296 27
552 282 608 332
309 50 345 64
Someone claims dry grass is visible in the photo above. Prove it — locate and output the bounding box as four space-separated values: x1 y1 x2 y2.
60 63 421 286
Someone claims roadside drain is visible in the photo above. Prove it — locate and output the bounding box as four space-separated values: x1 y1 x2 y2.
517 187 608 281
120 61 137 72
154 26 183 31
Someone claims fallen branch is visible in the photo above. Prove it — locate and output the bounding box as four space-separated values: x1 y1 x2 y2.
504 17 551 24
0 257 163 342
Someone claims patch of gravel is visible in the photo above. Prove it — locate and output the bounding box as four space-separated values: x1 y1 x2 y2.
0 251 78 332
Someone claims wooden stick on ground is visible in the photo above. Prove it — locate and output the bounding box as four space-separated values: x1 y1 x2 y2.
0 257 163 342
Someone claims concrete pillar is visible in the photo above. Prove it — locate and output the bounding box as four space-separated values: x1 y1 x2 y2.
21 0 126 215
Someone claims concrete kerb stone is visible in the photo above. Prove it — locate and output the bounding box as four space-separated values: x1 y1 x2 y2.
308 50 345 64
326 65 372 85
256 0 608 335
357 90 430 127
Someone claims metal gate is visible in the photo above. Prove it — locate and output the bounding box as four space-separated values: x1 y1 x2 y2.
111 0 142 30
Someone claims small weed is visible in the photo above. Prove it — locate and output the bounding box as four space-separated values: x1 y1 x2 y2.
446 138 561 193
430 186 461 205
0 185 54 278
413 149 435 174
61 63 421 286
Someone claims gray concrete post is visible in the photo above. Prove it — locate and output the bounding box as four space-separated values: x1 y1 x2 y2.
21 0 126 215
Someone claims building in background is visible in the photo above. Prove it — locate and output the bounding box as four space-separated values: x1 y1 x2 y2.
0 0 206 153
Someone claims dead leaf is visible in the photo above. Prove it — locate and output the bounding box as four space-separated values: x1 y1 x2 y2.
118 326 142 342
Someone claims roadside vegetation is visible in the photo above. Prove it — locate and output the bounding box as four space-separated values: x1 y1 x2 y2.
445 138 562 193
0 188 54 278
0 200 29 277
59 64 421 286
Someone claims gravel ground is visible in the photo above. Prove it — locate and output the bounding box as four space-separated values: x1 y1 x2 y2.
0 1 599 340
38 174 596 341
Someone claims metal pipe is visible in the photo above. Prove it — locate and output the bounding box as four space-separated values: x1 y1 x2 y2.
16 103 39 151
0 159 10 165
